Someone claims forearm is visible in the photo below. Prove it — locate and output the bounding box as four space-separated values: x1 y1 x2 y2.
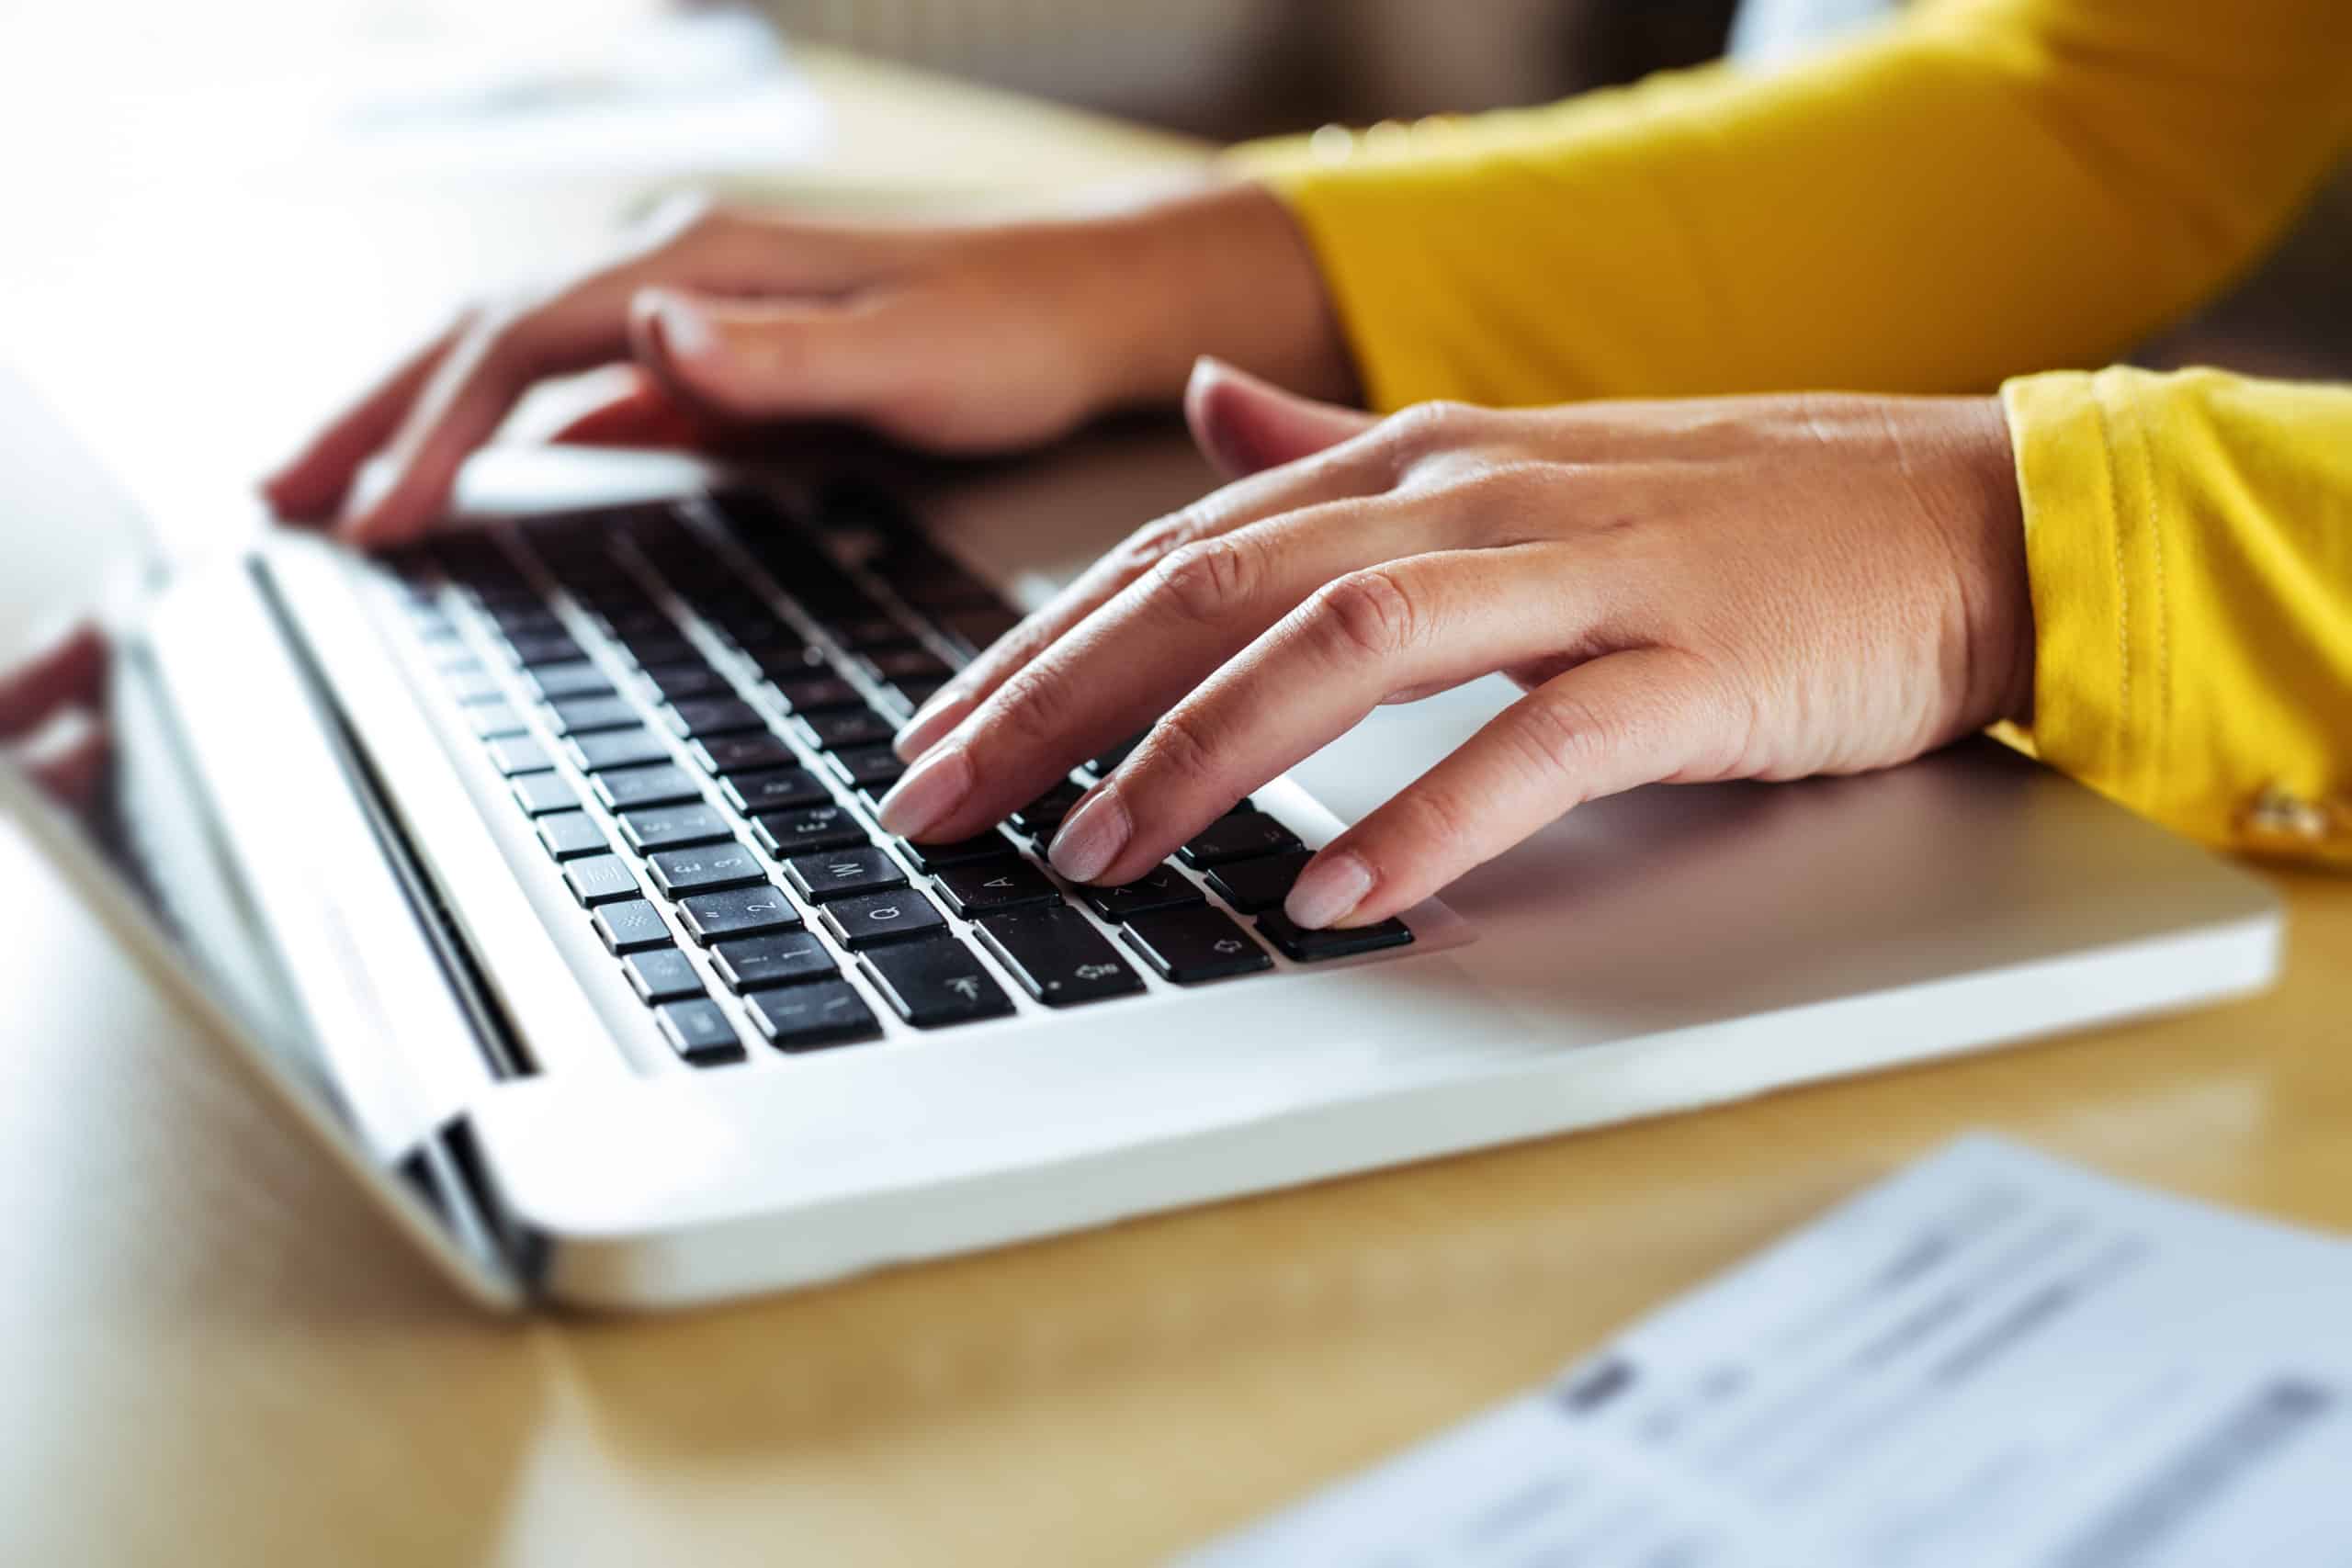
1238 0 2352 410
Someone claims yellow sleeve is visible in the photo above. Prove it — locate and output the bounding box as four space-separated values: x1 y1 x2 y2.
1238 0 2352 412
2002 368 2352 864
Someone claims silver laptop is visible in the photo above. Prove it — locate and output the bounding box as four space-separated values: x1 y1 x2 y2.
0 364 2280 1312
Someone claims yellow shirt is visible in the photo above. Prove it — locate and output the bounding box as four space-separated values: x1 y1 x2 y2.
1244 0 2352 864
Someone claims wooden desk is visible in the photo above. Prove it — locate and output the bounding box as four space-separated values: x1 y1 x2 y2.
4 46 2349 1568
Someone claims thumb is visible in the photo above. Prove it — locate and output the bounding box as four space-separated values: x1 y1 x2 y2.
629 287 909 423
1184 356 1375 481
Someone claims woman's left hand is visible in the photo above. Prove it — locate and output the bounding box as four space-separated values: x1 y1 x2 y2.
877 362 2034 931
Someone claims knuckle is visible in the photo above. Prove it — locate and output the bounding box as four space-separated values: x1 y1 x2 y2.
1142 706 1227 794
1382 399 1477 459
1391 784 1478 866
1509 690 1618 790
1110 511 1210 578
1308 567 1421 660
1148 535 1259 625
988 659 1081 749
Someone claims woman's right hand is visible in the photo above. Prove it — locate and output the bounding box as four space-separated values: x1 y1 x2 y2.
263 182 1354 549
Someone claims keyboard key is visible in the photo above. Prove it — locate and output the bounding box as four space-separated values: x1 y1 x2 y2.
788 707 898 751
895 830 1013 874
613 631 695 669
593 898 673 953
753 806 870 858
827 615 912 650
784 846 907 903
641 661 732 702
854 645 951 683
1257 911 1414 963
502 632 584 667
693 732 799 776
1204 850 1315 914
1121 906 1272 984
1087 732 1147 776
770 672 865 713
510 772 580 817
939 604 1022 655
1077 863 1206 922
933 856 1061 919
484 604 564 639
465 701 528 739
711 931 836 992
525 660 616 701
820 889 947 948
663 697 765 739
443 667 503 705
746 979 881 1052
657 998 744 1065
858 937 1014 1027
535 811 608 861
647 842 765 899
1009 781 1084 836
546 694 642 735
823 743 907 791
562 854 640 908
677 885 804 944
720 766 831 815
566 728 673 773
615 803 729 855
1178 812 1304 868
484 737 552 776
593 763 704 812
885 677 947 714
623 947 706 1005
975 904 1144 1007
748 640 827 678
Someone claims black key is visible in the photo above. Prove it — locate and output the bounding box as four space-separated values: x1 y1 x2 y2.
859 937 1014 1028
1257 911 1414 963
617 803 733 854
657 998 744 1065
510 772 579 817
770 672 865 713
546 694 642 735
647 841 765 899
693 732 799 776
711 931 835 992
484 604 563 639
566 728 673 773
613 631 695 668
1077 863 1206 922
788 706 898 752
820 889 947 948
824 743 907 791
895 830 1012 874
826 615 912 649
939 604 1022 655
748 640 827 678
1087 732 1147 776
623 947 706 1005
482 737 549 777
784 846 906 903
524 660 616 701
593 898 673 954
641 661 732 702
593 763 704 812
721 766 830 814
746 979 881 1053
677 884 804 945
1009 781 1084 836
933 856 1061 919
1204 850 1315 915
1178 812 1304 868
502 632 584 667
976 904 1144 1007
854 645 951 683
664 697 765 739
562 854 640 908
1120 906 1272 984
753 806 870 858
465 701 527 739
885 677 947 714
535 811 608 861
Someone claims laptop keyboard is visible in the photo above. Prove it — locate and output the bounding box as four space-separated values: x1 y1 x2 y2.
379 486 1414 1067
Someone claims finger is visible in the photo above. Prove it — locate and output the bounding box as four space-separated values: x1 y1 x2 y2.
30 728 109 812
548 371 713 448
1046 543 1618 887
876 498 1496 847
890 415 1417 762
261 323 463 522
629 288 944 428
1184 356 1375 482
0 622 107 739
1287 648 1739 929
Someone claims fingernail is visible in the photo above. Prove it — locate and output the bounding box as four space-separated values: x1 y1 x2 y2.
1283 851 1373 930
1047 788 1129 884
876 742 972 838
893 683 976 761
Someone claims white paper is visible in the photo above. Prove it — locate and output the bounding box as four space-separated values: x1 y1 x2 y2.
1188 1137 2352 1568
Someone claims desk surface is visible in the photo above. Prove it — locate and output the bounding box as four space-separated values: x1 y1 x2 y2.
4 47 2350 1568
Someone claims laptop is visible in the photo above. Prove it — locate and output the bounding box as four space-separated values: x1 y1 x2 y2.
0 363 2281 1311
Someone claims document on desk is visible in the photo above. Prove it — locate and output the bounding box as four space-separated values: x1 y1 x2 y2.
1189 1137 2352 1568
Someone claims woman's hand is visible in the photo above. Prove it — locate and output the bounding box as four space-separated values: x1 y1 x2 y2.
263 183 1351 548
877 363 2033 931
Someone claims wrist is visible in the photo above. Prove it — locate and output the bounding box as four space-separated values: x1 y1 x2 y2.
1951 394 2037 728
